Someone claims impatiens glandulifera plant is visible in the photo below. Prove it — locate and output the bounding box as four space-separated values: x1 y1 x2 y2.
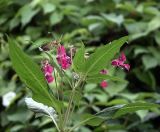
8 36 160 132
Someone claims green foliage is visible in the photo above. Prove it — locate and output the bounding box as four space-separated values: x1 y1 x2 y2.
1 0 160 131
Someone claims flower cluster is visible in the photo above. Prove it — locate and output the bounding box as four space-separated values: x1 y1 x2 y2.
41 43 130 90
100 52 130 89
56 45 71 70
111 52 130 71
41 45 72 83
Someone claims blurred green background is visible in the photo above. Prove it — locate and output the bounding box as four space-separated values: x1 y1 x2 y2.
0 0 160 132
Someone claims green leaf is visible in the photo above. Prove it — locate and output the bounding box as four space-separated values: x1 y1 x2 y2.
86 74 127 83
134 69 156 89
42 3 56 14
81 114 103 126
106 82 128 97
142 55 158 70
73 44 85 73
155 31 160 46
70 105 124 131
49 12 63 26
114 102 160 118
84 36 128 76
96 105 124 119
101 13 124 26
8 38 61 113
18 4 39 27
147 15 160 32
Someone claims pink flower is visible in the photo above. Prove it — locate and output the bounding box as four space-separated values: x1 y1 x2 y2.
111 52 130 71
41 60 54 83
45 75 54 83
56 45 71 70
42 64 54 76
100 80 108 88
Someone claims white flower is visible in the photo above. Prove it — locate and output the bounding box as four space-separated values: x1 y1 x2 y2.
2 91 16 107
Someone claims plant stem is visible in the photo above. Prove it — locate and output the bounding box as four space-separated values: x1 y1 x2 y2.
54 70 59 100
63 78 82 130
49 113 61 132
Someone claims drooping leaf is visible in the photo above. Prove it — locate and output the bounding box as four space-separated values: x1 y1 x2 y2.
8 38 61 113
84 36 128 76
25 98 57 121
114 102 160 118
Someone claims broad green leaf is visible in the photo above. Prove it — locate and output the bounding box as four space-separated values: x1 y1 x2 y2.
49 12 63 26
147 15 160 32
42 3 56 14
81 15 104 26
155 31 160 46
114 102 160 118
107 99 129 105
134 47 149 56
134 69 156 89
73 44 85 73
148 47 160 64
136 110 148 121
142 55 158 70
84 36 128 76
106 82 128 97
70 105 124 131
101 13 124 26
18 4 39 27
96 105 124 119
86 74 127 83
8 38 61 113
81 114 103 126
29 38 52 50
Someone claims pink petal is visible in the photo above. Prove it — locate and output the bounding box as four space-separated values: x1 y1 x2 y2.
57 45 66 56
45 75 54 83
119 52 126 62
42 64 54 76
100 69 108 74
100 80 108 88
111 59 119 66
57 45 71 70
57 56 71 70
122 64 130 71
